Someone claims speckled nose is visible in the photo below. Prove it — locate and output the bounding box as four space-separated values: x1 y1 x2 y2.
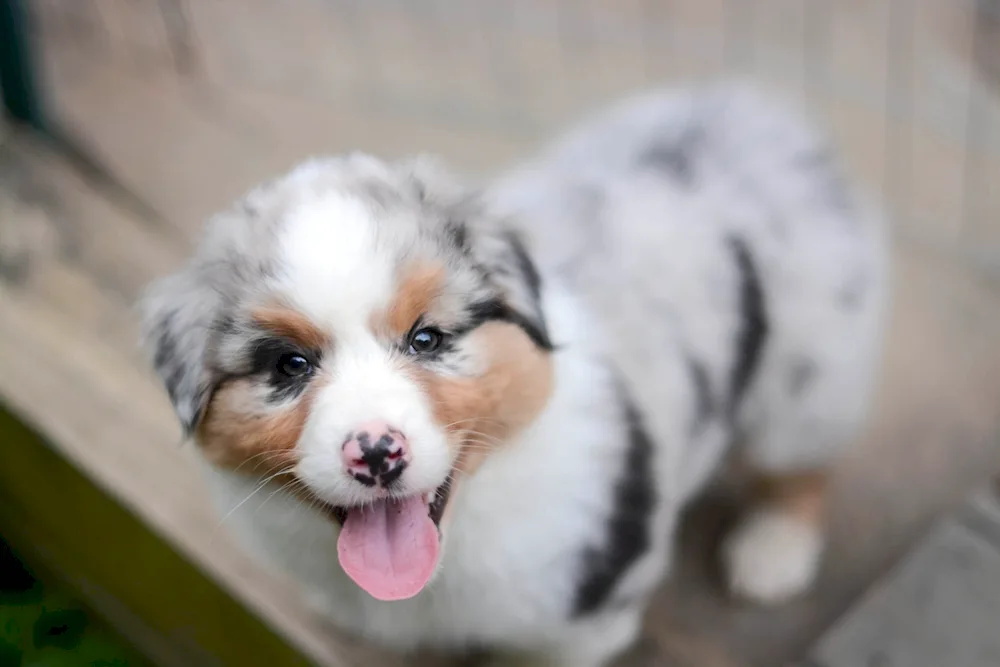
341 421 410 488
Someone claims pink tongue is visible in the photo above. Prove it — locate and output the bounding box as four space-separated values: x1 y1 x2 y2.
337 496 440 601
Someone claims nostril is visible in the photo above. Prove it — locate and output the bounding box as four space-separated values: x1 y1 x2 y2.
341 422 410 486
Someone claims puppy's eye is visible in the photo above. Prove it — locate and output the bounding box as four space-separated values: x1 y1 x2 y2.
408 328 445 355
277 353 312 377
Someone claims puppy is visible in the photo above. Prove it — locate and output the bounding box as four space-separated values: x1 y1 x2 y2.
141 84 887 666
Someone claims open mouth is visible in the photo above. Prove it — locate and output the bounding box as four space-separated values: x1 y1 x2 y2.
327 472 455 602
328 472 454 527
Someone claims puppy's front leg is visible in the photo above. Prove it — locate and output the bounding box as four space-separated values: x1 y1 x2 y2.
724 469 829 604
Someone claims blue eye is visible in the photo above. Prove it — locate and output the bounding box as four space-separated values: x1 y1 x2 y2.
277 353 312 377
408 328 445 355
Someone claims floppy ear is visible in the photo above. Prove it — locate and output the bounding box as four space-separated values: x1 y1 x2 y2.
140 266 224 435
469 221 552 351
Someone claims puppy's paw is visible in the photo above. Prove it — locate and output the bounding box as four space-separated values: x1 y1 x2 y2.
723 508 823 605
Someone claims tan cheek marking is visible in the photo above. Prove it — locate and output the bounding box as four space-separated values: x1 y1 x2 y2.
752 469 830 525
252 303 330 351
196 377 323 473
372 263 445 338
412 321 554 476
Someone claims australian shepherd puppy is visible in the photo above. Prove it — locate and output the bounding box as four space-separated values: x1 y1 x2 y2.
141 84 886 666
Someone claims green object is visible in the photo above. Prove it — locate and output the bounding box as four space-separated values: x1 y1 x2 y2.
0 0 45 130
0 405 319 667
0 536 150 667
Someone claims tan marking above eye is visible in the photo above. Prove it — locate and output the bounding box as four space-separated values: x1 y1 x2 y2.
252 303 330 352
372 263 446 339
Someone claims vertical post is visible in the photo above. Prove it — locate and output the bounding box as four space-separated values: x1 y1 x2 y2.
0 0 45 131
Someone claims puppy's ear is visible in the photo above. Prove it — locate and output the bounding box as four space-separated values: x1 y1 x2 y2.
470 222 552 350
140 266 224 435
401 156 552 351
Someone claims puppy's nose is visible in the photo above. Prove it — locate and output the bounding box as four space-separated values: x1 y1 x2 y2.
341 421 410 488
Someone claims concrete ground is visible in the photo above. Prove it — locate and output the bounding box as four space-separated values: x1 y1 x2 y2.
807 483 1000 667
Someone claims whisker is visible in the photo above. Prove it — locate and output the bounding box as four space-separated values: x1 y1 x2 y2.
458 442 499 452
286 486 319 518
440 417 504 430
461 430 504 444
256 485 293 514
212 466 296 537
460 437 500 446
232 450 294 475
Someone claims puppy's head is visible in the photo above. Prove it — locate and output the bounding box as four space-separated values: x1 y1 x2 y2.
141 155 553 601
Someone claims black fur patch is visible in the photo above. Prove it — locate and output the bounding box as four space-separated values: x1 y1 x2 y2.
504 231 543 304
463 228 552 351
572 382 656 617
727 236 769 413
244 337 319 403
249 337 293 375
463 298 553 351
686 357 713 433
153 326 182 401
151 311 210 434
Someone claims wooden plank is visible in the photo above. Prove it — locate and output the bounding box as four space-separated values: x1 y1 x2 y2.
0 127 189 302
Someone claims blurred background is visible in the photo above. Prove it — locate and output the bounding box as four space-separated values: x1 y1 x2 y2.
1 1 999 666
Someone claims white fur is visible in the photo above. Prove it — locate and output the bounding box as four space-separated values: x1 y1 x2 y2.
276 187 394 328
195 83 887 666
296 333 453 507
724 508 825 604
274 184 454 507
